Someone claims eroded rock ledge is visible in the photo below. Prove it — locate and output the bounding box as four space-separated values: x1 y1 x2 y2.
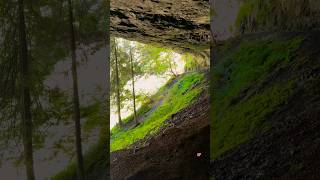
110 0 210 54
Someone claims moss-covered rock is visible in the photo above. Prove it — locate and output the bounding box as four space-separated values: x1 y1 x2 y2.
210 31 320 179
211 34 304 158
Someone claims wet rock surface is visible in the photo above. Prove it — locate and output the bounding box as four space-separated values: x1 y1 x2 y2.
110 0 210 54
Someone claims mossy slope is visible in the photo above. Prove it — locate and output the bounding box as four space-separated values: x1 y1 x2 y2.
111 72 205 152
211 31 320 179
211 34 304 159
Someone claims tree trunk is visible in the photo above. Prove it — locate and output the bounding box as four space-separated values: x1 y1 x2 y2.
18 0 35 179
168 54 177 77
67 0 85 179
129 47 138 125
114 41 122 127
105 1 111 176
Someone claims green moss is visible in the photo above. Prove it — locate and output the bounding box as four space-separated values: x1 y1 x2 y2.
212 37 303 110
111 72 205 152
211 36 303 159
236 0 292 29
236 0 279 29
123 103 152 125
212 81 295 158
236 0 260 27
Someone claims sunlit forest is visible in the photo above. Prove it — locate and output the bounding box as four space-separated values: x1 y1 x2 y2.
110 38 184 129
109 37 208 151
109 34 210 179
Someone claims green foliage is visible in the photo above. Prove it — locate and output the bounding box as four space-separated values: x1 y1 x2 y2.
1 0 107 173
137 43 177 77
74 0 107 43
81 101 105 132
52 105 109 180
236 0 320 31
110 72 205 152
51 134 107 180
110 38 182 126
211 36 304 159
182 52 209 72
110 38 133 111
235 0 260 28
46 87 73 124
182 53 200 71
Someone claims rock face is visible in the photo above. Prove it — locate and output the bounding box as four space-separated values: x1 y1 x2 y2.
110 0 210 55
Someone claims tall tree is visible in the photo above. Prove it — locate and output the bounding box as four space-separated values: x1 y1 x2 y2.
166 52 177 77
18 0 35 179
1 0 106 178
67 0 85 179
113 39 123 127
1 1 71 178
129 45 138 125
137 44 178 78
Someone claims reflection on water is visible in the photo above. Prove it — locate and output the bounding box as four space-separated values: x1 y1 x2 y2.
0 47 107 179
